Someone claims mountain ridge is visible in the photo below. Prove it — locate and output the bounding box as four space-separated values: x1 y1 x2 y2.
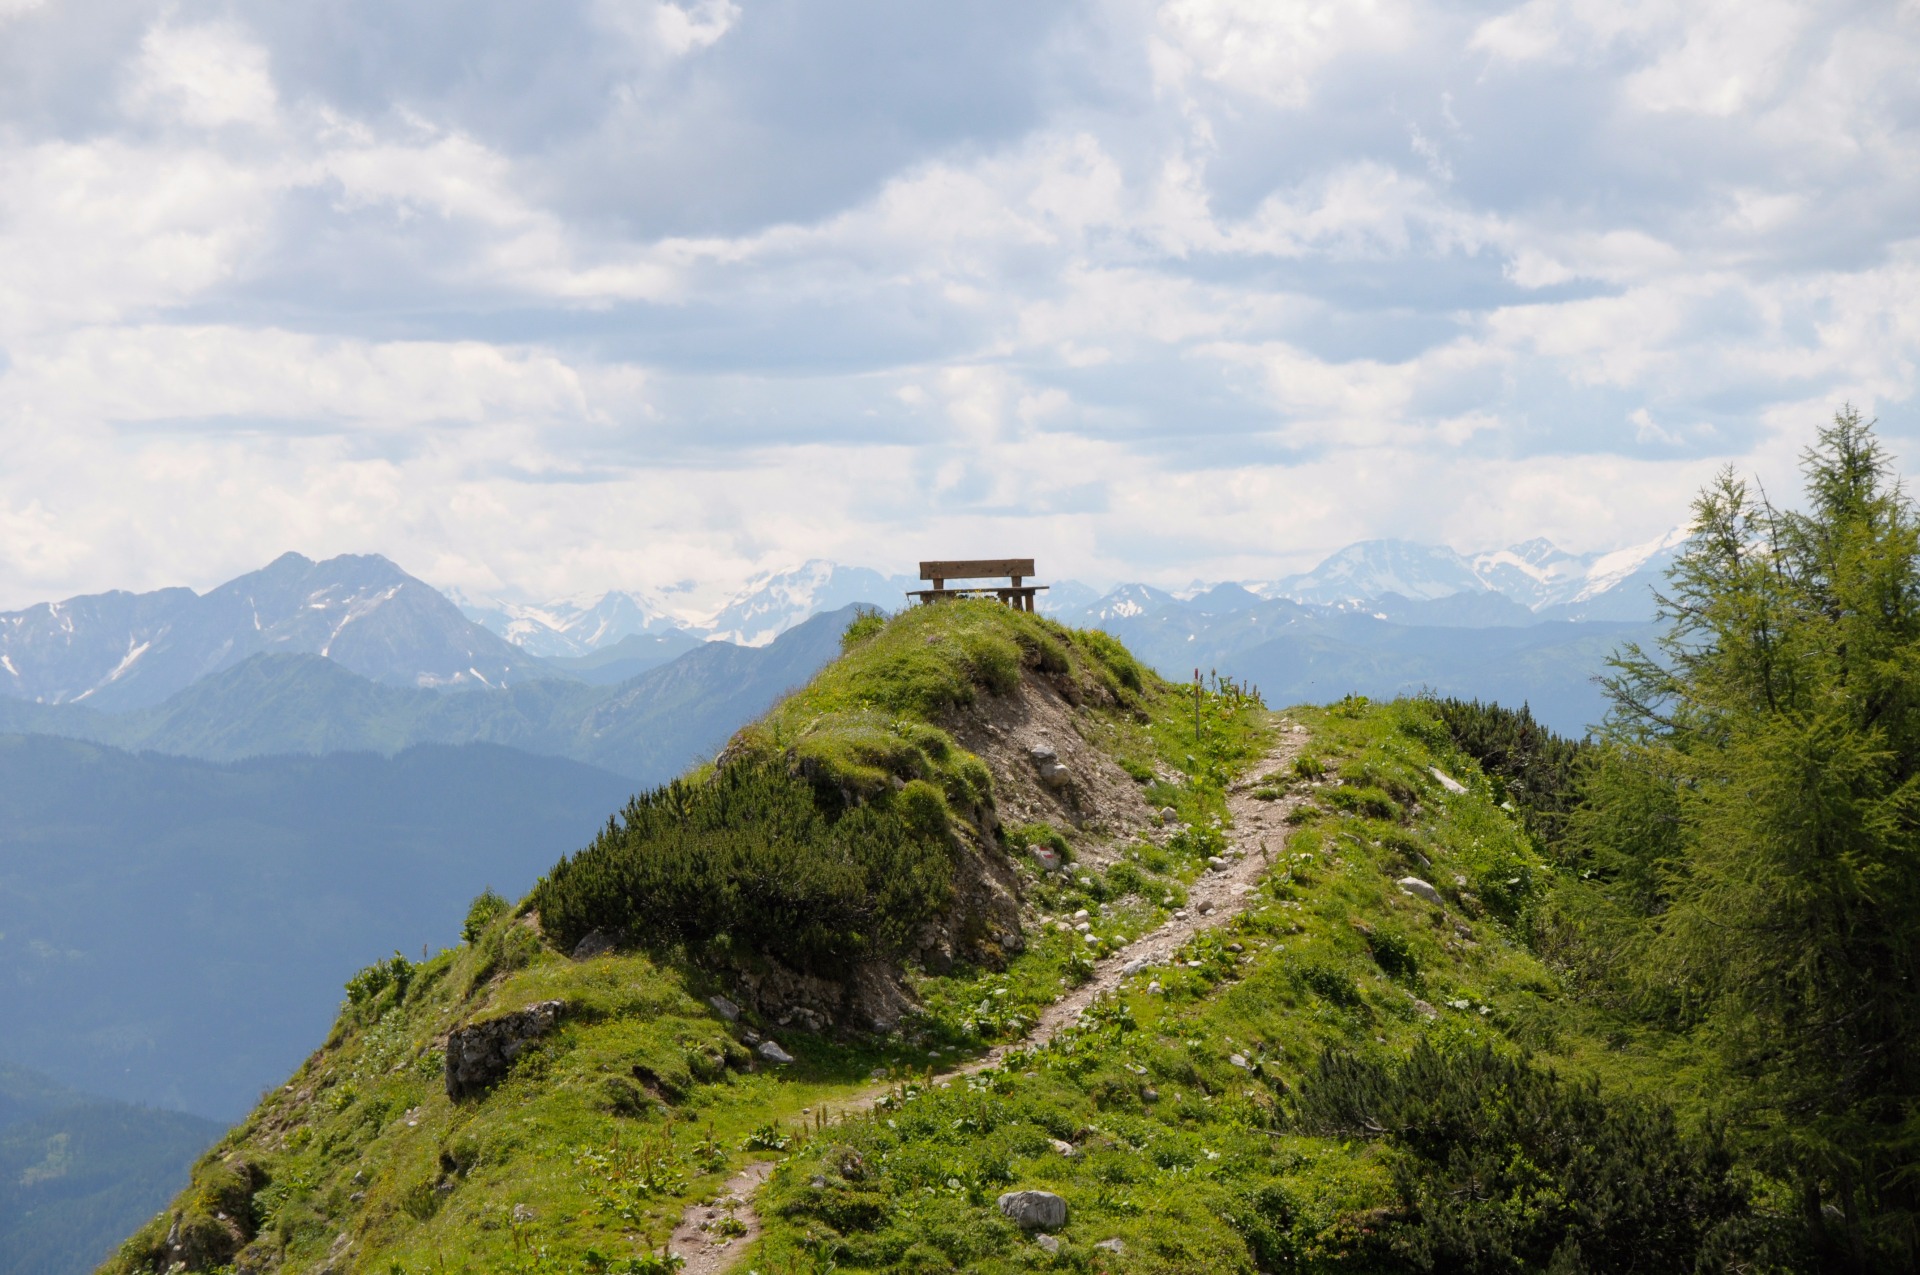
0 553 537 710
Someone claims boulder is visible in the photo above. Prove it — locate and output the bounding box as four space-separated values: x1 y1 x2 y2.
444 1001 566 1100
999 1189 1068 1230
1397 876 1443 906
1028 744 1072 789
707 995 741 1022
570 928 623 960
756 1040 794 1065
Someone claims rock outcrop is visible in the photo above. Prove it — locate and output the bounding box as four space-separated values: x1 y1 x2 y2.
445 1000 567 1099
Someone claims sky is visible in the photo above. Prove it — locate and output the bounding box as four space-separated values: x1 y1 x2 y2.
1 0 1916 612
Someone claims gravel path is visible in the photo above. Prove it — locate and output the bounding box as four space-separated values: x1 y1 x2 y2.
666 719 1306 1270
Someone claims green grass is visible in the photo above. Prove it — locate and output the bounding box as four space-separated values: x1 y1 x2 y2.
739 696 1733 1274
102 604 1277 1274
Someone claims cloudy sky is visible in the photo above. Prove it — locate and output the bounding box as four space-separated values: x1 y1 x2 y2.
2 0 1916 610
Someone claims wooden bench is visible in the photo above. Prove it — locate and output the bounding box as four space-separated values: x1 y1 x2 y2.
906 559 1047 612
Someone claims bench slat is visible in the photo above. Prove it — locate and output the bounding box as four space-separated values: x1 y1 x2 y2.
919 558 1035 581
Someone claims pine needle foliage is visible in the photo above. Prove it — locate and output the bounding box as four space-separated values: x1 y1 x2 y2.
1295 1040 1767 1273
1430 698 1589 852
1592 408 1920 1267
531 762 954 976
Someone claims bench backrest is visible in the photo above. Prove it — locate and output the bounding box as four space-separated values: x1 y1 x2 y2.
919 558 1035 582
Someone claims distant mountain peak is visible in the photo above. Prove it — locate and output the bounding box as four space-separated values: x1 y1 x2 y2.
0 554 535 710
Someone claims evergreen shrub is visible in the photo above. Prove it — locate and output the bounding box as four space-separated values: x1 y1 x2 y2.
532 761 955 976
1293 1040 1764 1272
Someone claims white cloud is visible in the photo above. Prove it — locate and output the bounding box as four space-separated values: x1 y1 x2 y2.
1158 0 1415 108
1 0 1918 608
123 22 279 129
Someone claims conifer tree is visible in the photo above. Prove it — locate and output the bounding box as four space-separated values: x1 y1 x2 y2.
1600 408 1920 1267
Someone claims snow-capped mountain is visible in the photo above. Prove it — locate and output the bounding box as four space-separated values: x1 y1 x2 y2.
448 528 1692 661
1075 583 1183 625
699 561 920 646
452 589 686 658
1259 540 1488 605
0 553 535 710
1252 529 1687 615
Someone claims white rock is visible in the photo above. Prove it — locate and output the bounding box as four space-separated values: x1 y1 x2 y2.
756 1040 794 1065
1073 909 1090 921
1031 847 1062 872
1398 876 1443 906
1035 1234 1061 1254
1229 1053 1249 1069
1083 933 1100 946
1120 957 1152 977
1049 1138 1077 1157
1429 767 1468 795
1095 1238 1126 1254
1160 806 1179 824
998 1190 1068 1231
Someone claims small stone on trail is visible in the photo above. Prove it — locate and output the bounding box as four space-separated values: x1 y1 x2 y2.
1207 856 1227 870
999 1189 1068 1231
756 1040 794 1065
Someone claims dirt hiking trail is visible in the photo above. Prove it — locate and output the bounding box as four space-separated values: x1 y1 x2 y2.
669 720 1308 1273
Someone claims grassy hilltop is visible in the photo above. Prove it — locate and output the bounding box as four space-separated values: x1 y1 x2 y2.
99 569 1883 1273
99 601 1276 1272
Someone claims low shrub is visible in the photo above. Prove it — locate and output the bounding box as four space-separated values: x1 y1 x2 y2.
344 953 414 1008
461 887 509 943
1294 1040 1768 1272
532 762 956 976
840 605 889 651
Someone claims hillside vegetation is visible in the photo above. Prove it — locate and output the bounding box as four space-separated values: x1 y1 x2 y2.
99 417 1920 1275
100 601 1273 1273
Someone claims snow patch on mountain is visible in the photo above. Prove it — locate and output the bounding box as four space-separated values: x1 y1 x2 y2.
701 561 917 646
1250 530 1688 614
451 588 687 658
